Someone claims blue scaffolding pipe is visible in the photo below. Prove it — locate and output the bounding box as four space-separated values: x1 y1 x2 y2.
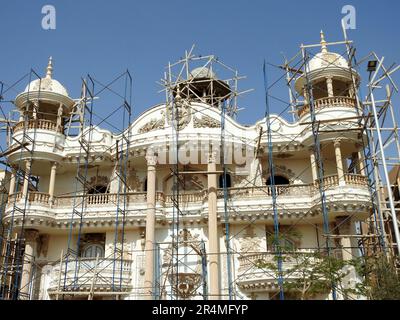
112 71 132 296
301 49 337 300
263 61 284 300
220 99 233 299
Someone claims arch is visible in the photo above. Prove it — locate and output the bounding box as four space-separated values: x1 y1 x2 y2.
82 243 104 258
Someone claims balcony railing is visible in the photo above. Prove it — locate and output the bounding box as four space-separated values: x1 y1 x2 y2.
7 191 50 205
56 192 148 206
298 96 356 117
48 257 132 292
13 119 62 133
5 176 368 210
217 184 314 199
315 174 368 190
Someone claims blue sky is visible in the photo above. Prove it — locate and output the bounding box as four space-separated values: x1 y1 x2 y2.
1 0 399 127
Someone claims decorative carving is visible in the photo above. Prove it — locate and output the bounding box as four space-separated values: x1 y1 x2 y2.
138 114 165 133
145 153 158 166
166 100 191 131
193 115 221 128
162 229 203 299
127 168 142 192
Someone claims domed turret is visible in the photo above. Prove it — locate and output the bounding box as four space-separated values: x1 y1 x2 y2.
295 31 361 120
15 57 75 111
13 57 74 135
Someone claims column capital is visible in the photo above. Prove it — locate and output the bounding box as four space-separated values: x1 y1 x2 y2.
207 151 218 164
145 153 158 166
24 229 39 243
308 146 315 153
333 139 342 148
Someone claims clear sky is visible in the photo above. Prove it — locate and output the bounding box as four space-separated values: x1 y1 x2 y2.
1 0 399 127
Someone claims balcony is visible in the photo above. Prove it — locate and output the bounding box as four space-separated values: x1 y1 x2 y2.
47 257 133 294
298 96 356 118
236 250 323 292
316 173 368 189
7 191 51 205
4 175 370 227
13 119 62 133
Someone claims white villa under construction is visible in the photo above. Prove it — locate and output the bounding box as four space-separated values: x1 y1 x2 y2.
0 30 399 300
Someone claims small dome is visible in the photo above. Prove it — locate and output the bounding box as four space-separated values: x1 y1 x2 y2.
23 57 69 97
189 67 217 79
306 51 349 73
24 78 69 96
15 57 75 110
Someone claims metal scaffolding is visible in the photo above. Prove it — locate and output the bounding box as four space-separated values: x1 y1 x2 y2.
0 24 399 300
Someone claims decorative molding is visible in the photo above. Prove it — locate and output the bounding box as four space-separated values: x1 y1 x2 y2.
193 115 221 128
138 114 165 134
162 229 202 299
166 101 191 131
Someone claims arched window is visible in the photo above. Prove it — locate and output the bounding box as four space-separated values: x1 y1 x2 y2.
88 185 108 194
82 243 104 258
218 174 232 188
266 175 289 186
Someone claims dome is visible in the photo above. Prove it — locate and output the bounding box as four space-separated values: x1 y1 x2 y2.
23 57 69 97
24 77 69 97
15 57 75 110
306 51 349 74
189 67 217 80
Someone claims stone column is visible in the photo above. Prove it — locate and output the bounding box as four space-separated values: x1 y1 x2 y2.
309 147 318 183
22 160 32 199
335 216 357 261
48 162 57 203
334 140 345 186
56 103 63 132
143 152 157 299
109 164 121 194
207 152 220 299
356 144 367 176
326 76 334 97
8 167 16 196
20 229 39 299
303 87 309 104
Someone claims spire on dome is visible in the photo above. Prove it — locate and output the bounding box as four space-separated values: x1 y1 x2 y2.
320 30 328 54
45 56 53 79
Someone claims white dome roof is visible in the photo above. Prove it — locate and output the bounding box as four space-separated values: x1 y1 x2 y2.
306 51 349 73
23 57 69 97
190 67 217 79
24 77 69 96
